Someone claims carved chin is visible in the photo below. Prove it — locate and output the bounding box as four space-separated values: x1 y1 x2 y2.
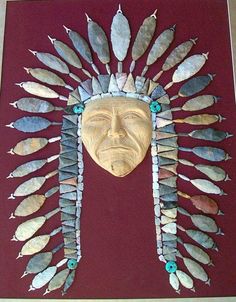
103 159 134 177
96 148 140 177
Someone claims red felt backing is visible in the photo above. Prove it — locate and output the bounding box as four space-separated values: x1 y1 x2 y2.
0 0 236 299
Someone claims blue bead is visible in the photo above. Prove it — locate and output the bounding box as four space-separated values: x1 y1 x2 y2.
165 261 177 273
149 101 162 113
73 103 84 114
67 259 78 270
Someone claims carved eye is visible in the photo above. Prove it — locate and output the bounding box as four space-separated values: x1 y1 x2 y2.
123 112 141 120
89 114 110 122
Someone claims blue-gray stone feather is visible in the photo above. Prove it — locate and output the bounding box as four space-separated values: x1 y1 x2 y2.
111 11 131 61
13 117 51 133
37 52 69 74
88 21 110 64
15 98 55 113
179 75 213 97
68 30 93 64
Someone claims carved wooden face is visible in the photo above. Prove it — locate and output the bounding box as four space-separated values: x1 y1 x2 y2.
81 97 152 177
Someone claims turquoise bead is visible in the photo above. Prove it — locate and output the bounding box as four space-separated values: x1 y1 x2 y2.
149 101 162 113
73 103 84 114
67 259 78 270
165 261 177 273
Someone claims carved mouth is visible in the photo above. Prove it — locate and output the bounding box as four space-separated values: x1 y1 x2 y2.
100 146 131 152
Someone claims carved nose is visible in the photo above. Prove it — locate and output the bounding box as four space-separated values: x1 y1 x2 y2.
108 114 126 138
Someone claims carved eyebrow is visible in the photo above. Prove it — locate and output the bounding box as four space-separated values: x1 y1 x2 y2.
84 106 112 114
121 108 150 120
82 108 112 123
83 105 150 119
84 107 112 118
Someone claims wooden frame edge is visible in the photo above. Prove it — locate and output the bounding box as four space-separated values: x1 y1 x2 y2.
0 0 7 91
0 0 235 301
228 0 236 103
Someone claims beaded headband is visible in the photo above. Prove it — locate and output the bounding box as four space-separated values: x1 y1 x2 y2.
6 4 232 296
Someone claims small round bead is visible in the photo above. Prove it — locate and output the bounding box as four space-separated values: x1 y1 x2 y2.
67 259 78 270
165 261 177 273
73 103 85 114
149 101 162 113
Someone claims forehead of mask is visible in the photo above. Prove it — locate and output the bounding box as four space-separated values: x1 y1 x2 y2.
81 97 152 177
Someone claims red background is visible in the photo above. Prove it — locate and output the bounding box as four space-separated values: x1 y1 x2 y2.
0 0 236 299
